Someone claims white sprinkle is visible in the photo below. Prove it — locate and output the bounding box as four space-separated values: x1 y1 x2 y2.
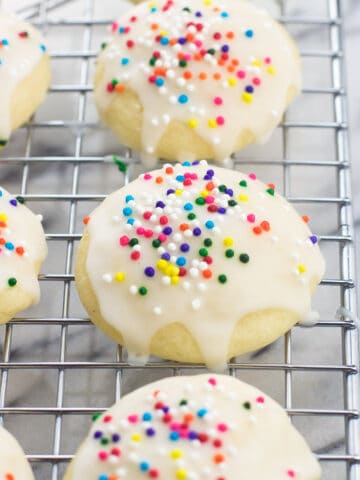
146 146 154 154
168 242 177 251
102 273 112 283
151 118 159 126
182 281 191 290
132 244 141 252
192 298 201 310
153 306 162 316
129 285 138 295
129 452 139 462
169 95 177 104
177 78 186 87
173 233 182 242
162 114 170 124
197 283 206 292
162 276 171 286
190 268 199 278
158 246 165 255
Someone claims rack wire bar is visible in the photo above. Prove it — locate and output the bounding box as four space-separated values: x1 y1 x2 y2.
0 0 359 479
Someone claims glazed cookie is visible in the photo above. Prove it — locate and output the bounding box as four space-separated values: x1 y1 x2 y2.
0 187 47 324
94 0 301 164
75 162 324 370
0 13 51 148
0 425 34 479
65 374 321 480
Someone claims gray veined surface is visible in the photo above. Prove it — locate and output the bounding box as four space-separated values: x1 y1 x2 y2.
0 0 359 479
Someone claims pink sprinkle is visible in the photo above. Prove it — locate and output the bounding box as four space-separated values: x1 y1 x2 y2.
265 56 271 64
98 451 108 461
205 195 215 204
256 396 265 404
216 116 225 126
194 40 202 48
208 377 217 386
111 22 119 31
103 415 112 423
184 54 191 61
143 211 152 220
253 77 261 86
158 234 167 243
136 227 145 235
144 229 154 238
128 414 138 423
236 70 246 79
190 173 198 180
217 423 228 432
248 173 257 180
184 172 192 178
159 215 168 225
106 82 114 93
144 173 152 180
287 470 296 478
119 235 130 246
247 214 256 223
180 429 189 438
214 96 223 106
170 422 181 431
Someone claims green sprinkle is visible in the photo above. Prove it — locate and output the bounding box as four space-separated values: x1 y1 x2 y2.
129 238 139 247
101 42 108 50
152 239 161 248
187 213 196 220
182 7 191 12
179 59 187 67
218 274 227 284
239 180 247 187
100 438 109 445
16 196 25 204
228 200 237 207
0 140 8 148
266 188 275 196
8 278 17 287
111 78 119 87
179 399 188 406
203 238 212 247
112 155 127 173
149 57 156 66
218 185 227 193
195 197 205 205
239 253 250 263
207 48 215 55
139 286 148 296
225 249 234 258
243 401 251 410
199 248 208 257
92 413 101 422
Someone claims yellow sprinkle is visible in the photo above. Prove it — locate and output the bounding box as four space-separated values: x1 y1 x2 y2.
227 77 237 87
171 275 180 285
188 118 198 128
242 92 253 104
157 259 168 270
208 118 217 128
267 65 276 75
298 264 307 274
159 30 168 36
203 0 212 5
238 193 249 202
176 469 187 480
171 449 183 459
223 237 234 247
131 433 142 442
114 272 126 282
200 190 209 197
0 213 8 221
165 265 179 277
175 189 183 196
149 2 156 7
252 59 262 67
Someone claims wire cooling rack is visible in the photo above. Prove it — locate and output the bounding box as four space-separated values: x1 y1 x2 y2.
0 0 359 479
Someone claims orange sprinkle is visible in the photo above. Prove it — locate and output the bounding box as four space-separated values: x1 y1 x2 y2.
109 477 118 480
253 226 262 235
16 246 24 256
0 221 7 228
206 181 215 191
5 474 15 480
260 220 271 232
302 215 310 223
194 53 202 61
156 176 163 184
217 58 226 66
183 70 192 80
115 84 125 93
213 72 222 80
165 166 174 174
83 216 90 225
227 66 235 73
169 38 177 46
226 31 235 39
177 52 185 60
154 67 167 76
151 23 158 30
213 453 225 464
231 58 239 66
179 223 190 231
203 269 213 279
186 33 195 41
267 183 275 190
199 72 207 80
184 413 194 422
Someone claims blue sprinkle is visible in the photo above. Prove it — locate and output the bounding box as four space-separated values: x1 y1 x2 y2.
176 175 185 182
142 412 152 421
155 77 164 87
221 11 229 17
2 39 9 46
0 191 2 197
182 161 191 166
119 26 125 33
40 44 46 52
125 195 134 203
197 408 208 418
205 220 215 229
121 57 130 65
5 242 14 251
160 37 169 45
123 207 132 216
309 235 318 244
176 257 186 267
169 431 180 441
161 252 171 260
127 218 135 225
150 7 157 12
245 29 254 38
178 94 188 104
98 475 108 480
9 199 17 206
139 461 150 471
184 203 193 211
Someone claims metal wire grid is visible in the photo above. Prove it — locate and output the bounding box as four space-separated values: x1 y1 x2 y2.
0 0 359 479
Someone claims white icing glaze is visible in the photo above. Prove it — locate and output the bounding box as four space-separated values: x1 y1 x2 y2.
0 187 47 315
68 374 321 480
95 0 301 163
0 425 34 479
0 13 47 143
84 162 325 369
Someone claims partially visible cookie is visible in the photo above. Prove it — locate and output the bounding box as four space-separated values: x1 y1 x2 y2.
65 374 321 480
0 13 51 148
0 425 34 480
94 0 301 164
0 187 47 324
